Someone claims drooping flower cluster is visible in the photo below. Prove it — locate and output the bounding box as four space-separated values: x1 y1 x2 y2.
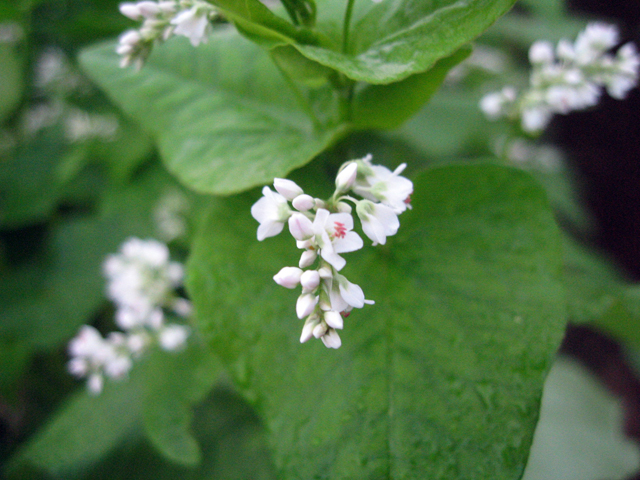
68 238 191 394
480 23 640 133
251 155 412 349
117 0 220 69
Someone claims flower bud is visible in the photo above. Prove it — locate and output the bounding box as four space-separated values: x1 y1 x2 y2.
273 266 303 288
300 314 320 343
119 3 142 20
292 194 315 211
288 213 314 240
296 293 318 319
300 270 320 292
274 178 304 200
324 310 343 330
299 249 317 268
321 328 342 349
335 162 358 193
312 320 328 338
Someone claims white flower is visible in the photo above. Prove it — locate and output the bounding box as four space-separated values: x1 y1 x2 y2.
251 186 291 241
159 324 190 351
274 178 304 200
170 6 211 46
300 314 320 343
292 194 315 211
312 209 363 271
296 293 318 319
352 156 413 214
323 310 343 330
356 200 399 246
321 328 342 349
299 249 317 268
288 213 314 240
479 86 516 120
529 41 554 65
335 162 358 193
273 266 303 289
300 270 320 292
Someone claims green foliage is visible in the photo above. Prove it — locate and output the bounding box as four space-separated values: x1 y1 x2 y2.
80 33 345 196
4 0 638 478
187 163 567 479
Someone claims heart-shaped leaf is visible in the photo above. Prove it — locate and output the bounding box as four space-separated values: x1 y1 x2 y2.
79 31 345 196
292 0 517 84
187 163 567 478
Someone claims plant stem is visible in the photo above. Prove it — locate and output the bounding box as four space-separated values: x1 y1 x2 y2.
342 0 356 54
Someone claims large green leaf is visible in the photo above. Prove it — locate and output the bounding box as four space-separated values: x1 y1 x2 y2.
79 31 345 196
187 163 567 478
291 0 517 84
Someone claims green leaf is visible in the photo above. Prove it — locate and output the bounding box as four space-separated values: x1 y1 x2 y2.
209 0 316 45
352 46 472 130
0 42 25 122
293 0 517 84
79 32 345 195
187 163 567 478
6 378 143 478
141 341 221 467
522 356 640 480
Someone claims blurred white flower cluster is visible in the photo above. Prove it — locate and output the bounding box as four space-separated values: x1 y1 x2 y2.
251 154 413 349
481 23 640 132
68 238 192 394
117 0 220 69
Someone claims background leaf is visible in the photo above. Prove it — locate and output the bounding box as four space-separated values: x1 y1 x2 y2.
292 0 517 84
79 31 345 196
187 162 567 478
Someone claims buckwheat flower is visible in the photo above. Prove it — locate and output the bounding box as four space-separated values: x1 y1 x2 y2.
321 328 342 349
335 162 358 193
296 293 318 319
159 324 190 351
323 310 343 330
352 156 413 214
292 194 315 211
300 270 320 292
312 209 363 271
87 374 104 395
300 314 320 343
274 178 304 200
288 213 314 240
529 41 554 65
481 23 639 133
356 200 399 246
252 186 292 240
170 5 211 46
274 266 303 288
299 249 317 268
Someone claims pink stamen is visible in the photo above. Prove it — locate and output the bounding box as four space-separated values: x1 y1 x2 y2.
334 222 347 238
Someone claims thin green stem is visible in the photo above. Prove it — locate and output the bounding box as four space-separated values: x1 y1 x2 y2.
342 0 356 54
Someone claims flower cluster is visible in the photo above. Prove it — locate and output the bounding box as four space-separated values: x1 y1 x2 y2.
480 23 640 132
251 155 412 349
68 238 191 394
117 0 220 69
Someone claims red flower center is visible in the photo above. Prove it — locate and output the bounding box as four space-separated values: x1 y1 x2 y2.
334 222 347 238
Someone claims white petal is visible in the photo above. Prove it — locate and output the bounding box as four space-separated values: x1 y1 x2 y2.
339 279 365 308
296 293 318 319
300 270 320 292
324 310 343 329
274 178 304 200
299 249 317 268
321 329 342 349
273 266 303 288
257 220 284 241
333 231 363 253
288 213 314 240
